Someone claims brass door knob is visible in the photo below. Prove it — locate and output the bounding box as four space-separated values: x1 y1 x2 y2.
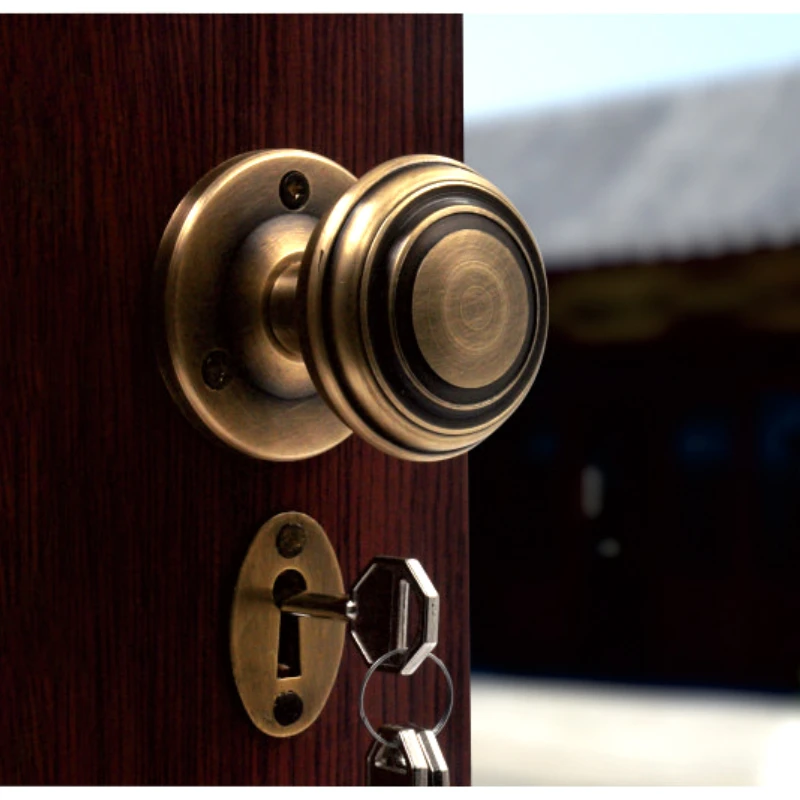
154 150 547 462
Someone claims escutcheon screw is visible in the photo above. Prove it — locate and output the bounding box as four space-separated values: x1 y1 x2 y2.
277 524 307 558
273 691 304 726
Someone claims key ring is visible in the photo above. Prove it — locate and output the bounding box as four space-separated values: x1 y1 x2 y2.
358 648 454 748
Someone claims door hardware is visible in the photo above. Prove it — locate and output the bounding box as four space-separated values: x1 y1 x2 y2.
359 648 454 786
155 149 548 462
230 511 440 737
367 724 450 786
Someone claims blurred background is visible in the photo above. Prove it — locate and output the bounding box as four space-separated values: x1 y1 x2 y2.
465 13 800 786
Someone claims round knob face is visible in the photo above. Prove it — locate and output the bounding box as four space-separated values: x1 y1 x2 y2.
300 156 548 461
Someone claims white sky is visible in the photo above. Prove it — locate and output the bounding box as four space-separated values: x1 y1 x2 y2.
465 14 800 122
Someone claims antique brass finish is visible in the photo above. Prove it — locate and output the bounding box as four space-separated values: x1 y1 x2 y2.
154 151 354 461
155 150 548 461
301 154 548 461
411 228 531 390
228 214 317 400
230 512 346 738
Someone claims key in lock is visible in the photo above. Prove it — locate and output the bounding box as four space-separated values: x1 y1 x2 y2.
231 513 442 739
279 554 439 676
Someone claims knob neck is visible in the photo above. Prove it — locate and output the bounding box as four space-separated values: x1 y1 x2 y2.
227 214 313 401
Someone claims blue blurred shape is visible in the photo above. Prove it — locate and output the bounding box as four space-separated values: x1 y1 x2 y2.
760 393 800 469
675 418 731 467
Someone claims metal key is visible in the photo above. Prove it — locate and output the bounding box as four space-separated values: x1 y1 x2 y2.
367 725 431 786
278 555 439 675
413 726 450 786
367 724 450 786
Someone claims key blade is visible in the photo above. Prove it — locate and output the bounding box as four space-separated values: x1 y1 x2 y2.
367 725 430 786
416 729 450 787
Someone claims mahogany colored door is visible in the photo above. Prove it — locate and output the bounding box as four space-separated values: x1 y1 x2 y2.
0 15 469 785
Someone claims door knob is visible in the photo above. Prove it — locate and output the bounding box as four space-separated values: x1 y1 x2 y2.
154 150 547 461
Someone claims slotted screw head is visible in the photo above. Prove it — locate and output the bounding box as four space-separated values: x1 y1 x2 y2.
273 691 303 726
276 523 307 558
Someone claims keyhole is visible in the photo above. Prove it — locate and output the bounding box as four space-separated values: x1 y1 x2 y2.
273 569 307 679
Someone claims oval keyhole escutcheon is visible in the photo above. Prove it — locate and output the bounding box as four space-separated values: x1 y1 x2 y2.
230 512 346 737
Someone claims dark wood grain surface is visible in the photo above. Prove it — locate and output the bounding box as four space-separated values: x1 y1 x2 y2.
0 15 468 785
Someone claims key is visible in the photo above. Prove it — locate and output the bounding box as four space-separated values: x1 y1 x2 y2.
366 724 451 786
350 557 439 675
366 725 430 786
278 555 439 675
413 726 450 786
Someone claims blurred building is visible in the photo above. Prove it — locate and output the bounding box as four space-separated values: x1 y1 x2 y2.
466 64 800 691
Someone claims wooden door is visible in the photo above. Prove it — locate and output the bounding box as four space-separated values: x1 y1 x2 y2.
0 15 469 785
